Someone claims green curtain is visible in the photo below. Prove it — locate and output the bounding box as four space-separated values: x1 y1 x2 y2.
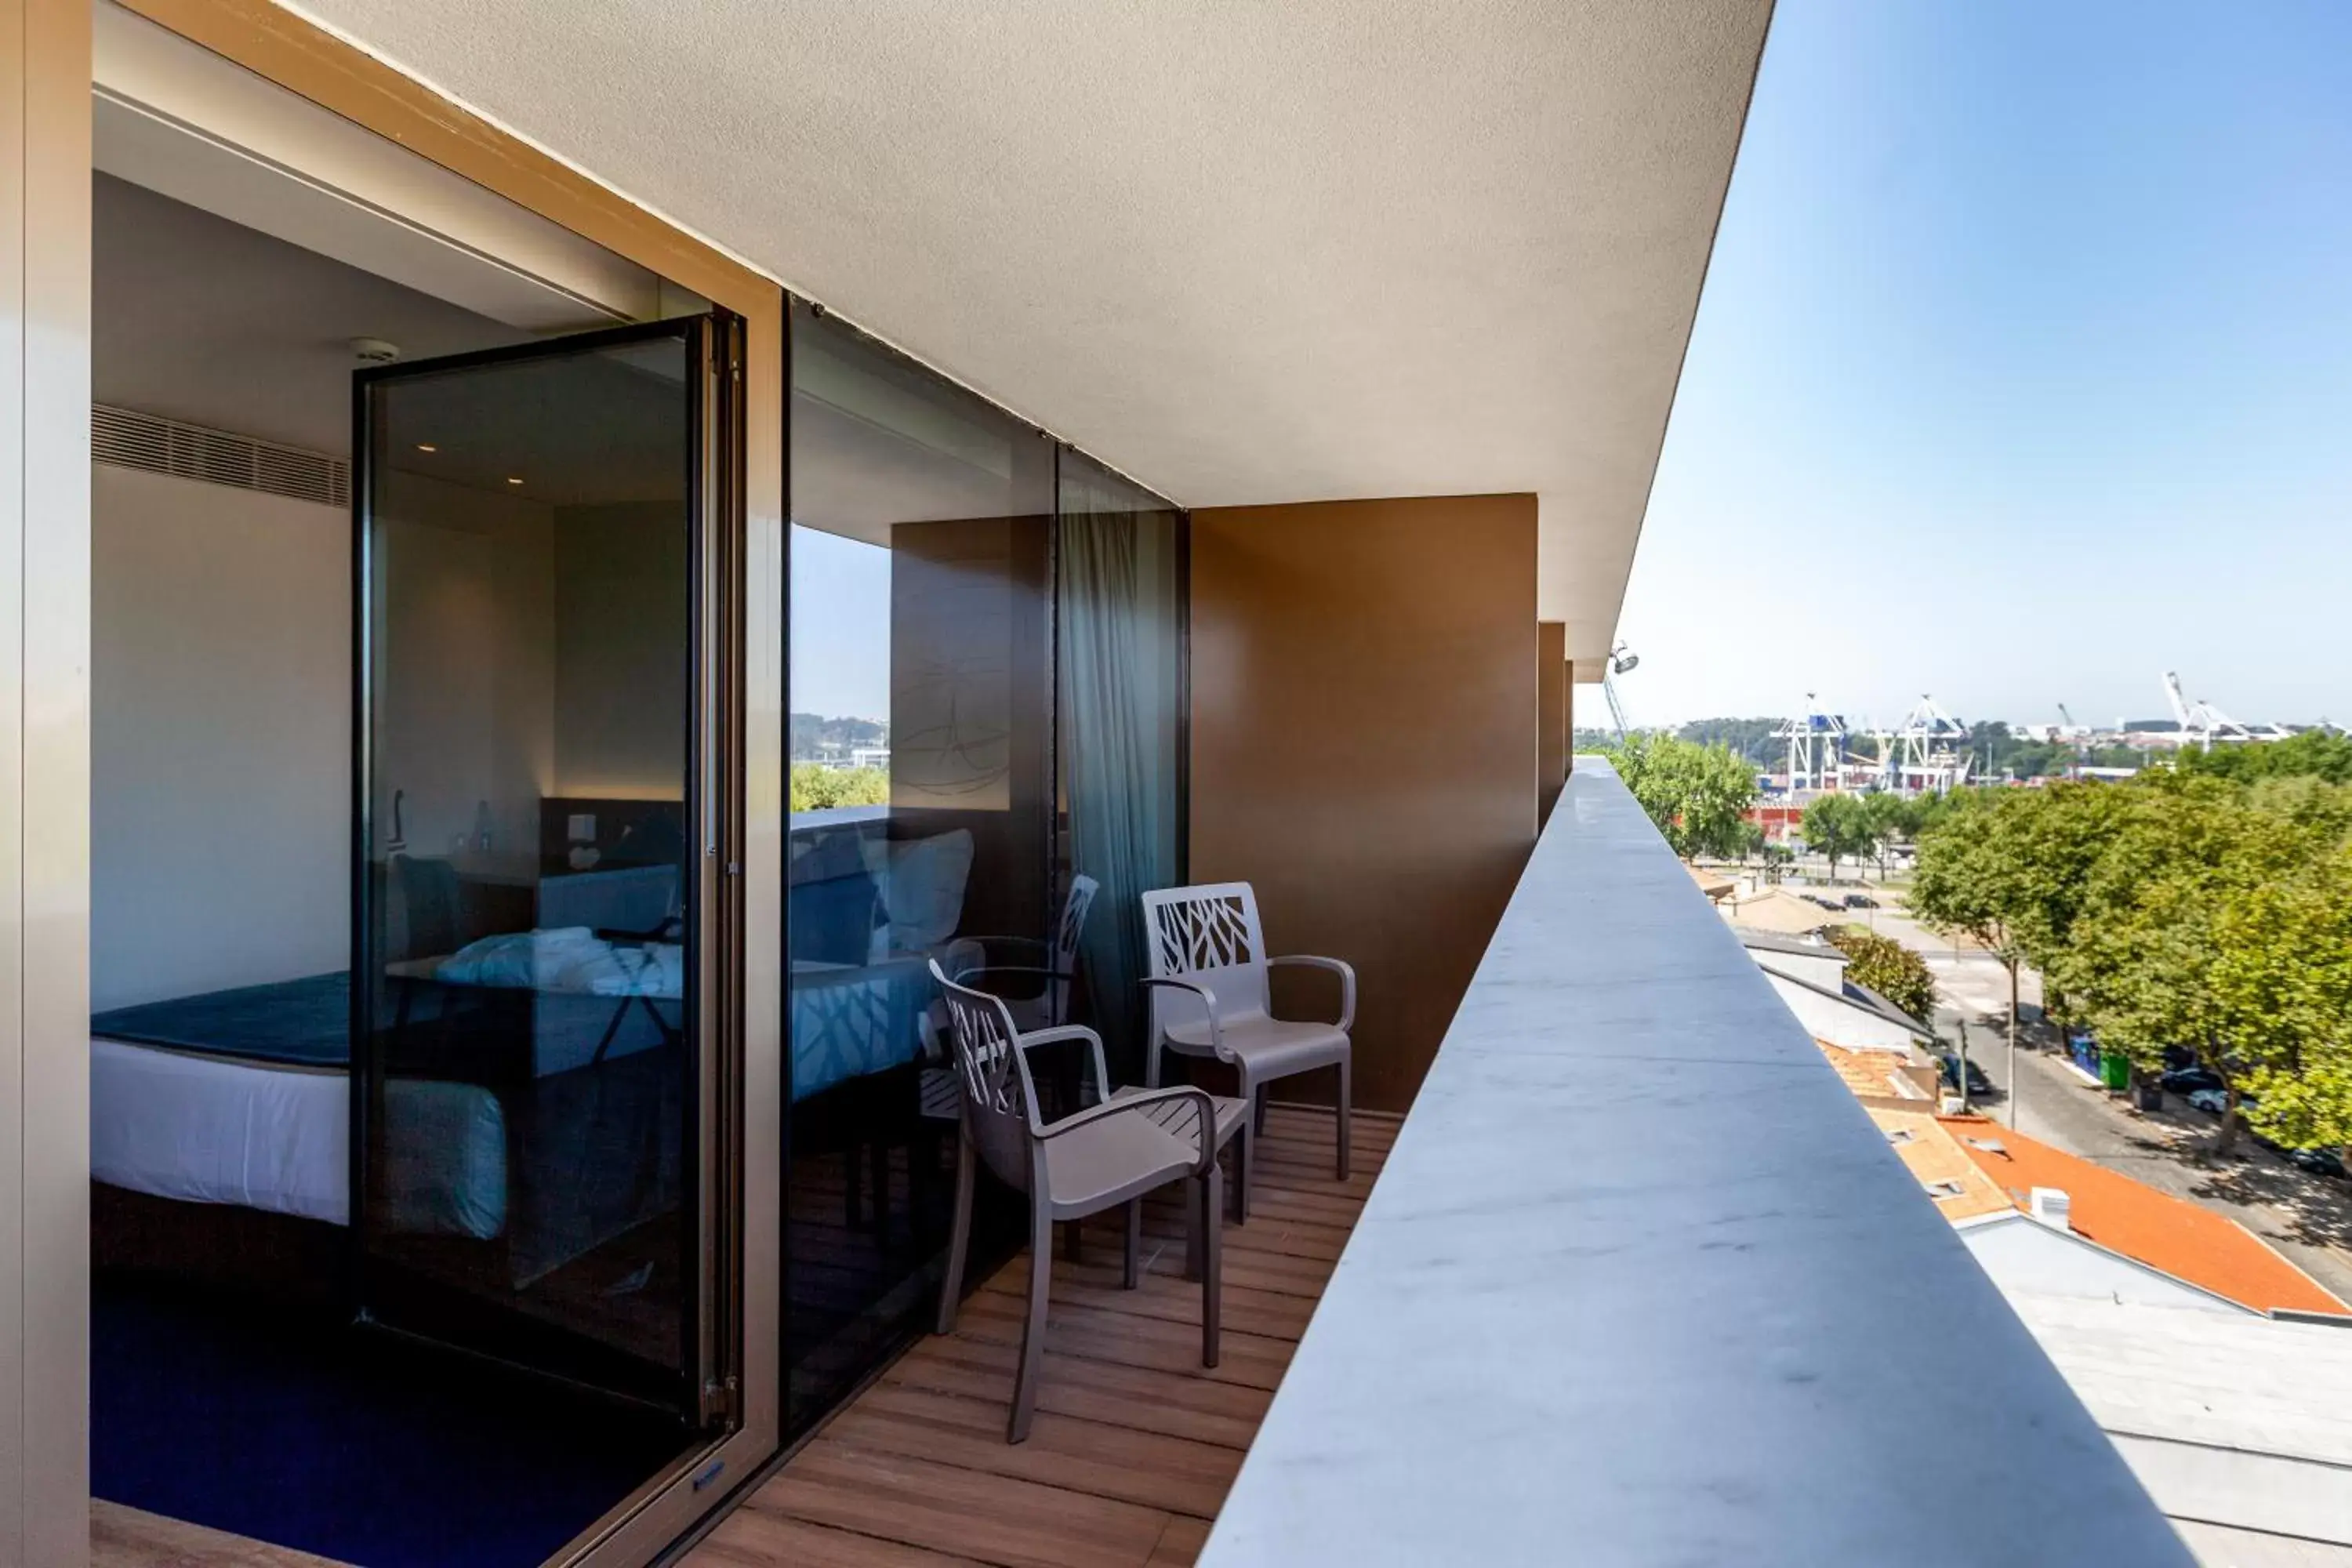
1057 458 1184 1079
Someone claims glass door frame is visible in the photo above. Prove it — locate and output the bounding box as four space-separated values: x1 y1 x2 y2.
85 7 788 1563
347 314 761 1562
349 315 724 1413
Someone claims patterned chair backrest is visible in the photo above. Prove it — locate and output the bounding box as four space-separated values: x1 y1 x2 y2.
931 961 1037 1190
1048 874 1100 1027
1139 882 1270 1039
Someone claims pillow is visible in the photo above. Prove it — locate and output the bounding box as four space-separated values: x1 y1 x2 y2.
789 863 878 966
434 927 603 989
861 829 975 956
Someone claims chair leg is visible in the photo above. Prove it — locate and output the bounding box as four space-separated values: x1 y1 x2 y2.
1183 1176 1202 1281
1254 1085 1269 1138
1123 1198 1142 1289
1011 1203 1052 1443
1337 1055 1352 1182
1232 1121 1251 1225
1200 1163 1223 1369
935 1131 975 1335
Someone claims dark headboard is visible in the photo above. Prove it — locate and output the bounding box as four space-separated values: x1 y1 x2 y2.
539 797 686 870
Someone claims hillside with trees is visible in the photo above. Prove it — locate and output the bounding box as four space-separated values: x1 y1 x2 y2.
790 711 886 762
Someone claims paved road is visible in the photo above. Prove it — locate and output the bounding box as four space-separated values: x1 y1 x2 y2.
1875 900 2352 1307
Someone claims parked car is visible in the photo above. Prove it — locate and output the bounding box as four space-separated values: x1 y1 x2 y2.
2185 1087 2249 1116
1937 1053 1992 1098
1842 893 1878 909
1804 894 1844 910
2160 1066 2224 1097
2289 1147 2350 1181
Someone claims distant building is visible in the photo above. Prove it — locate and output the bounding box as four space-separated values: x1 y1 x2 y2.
1866 1110 2352 1566
1739 927 1933 1053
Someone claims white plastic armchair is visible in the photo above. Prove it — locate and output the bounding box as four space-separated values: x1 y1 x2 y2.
928 958 1233 1443
1140 881 1356 1200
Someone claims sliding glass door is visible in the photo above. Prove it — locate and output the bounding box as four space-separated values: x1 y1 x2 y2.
783 301 1055 1430
353 318 740 1429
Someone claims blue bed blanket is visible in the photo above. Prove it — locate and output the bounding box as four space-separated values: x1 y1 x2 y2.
92 972 353 1067
95 960 938 1101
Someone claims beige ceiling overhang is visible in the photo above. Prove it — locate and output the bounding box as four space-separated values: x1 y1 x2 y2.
285 0 1772 662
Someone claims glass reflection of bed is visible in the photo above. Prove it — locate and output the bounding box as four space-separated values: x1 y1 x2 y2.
89 937 685 1288
89 818 695 1297
786 820 980 1238
789 822 976 1101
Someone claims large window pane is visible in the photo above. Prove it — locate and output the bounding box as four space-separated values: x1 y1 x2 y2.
358 325 701 1411
786 303 1052 1429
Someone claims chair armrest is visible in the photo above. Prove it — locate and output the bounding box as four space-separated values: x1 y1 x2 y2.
1017 1023 1111 1112
1037 1084 1218 1174
1269 954 1356 1034
949 963 1076 988
1140 976 1227 1060
956 933 1051 958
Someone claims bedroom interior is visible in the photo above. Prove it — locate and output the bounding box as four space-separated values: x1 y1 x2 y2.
86 6 734 1563
71 5 1193 1564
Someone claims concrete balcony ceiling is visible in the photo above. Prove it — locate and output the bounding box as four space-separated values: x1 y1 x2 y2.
295 0 1773 662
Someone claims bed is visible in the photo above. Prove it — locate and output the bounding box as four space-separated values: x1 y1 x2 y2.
91 928 946 1243
93 812 978 1289
90 931 689 1294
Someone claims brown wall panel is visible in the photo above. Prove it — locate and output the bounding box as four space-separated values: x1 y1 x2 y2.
888 512 1054 945
1189 495 1537 1113
1538 621 1568 827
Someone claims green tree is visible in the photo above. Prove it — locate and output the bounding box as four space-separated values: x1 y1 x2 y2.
2208 843 2352 1151
1908 789 2038 1074
1599 732 1759 859
1801 793 1876 882
1825 927 1936 1023
2053 780 2346 1156
1861 790 1922 877
2177 730 2352 786
1908 765 2352 1158
790 763 889 813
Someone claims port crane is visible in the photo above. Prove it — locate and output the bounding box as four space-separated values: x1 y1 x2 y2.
1602 644 1638 742
2163 671 2288 747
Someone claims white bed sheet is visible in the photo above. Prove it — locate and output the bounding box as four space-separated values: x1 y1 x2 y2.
90 1037 507 1238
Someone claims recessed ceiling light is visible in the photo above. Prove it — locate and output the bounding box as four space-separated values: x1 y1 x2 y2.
415 443 437 453
506 477 524 485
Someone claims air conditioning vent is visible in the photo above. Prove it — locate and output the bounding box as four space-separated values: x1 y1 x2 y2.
93 405 349 508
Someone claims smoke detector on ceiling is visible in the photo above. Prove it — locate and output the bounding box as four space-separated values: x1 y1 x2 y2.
350 337 402 365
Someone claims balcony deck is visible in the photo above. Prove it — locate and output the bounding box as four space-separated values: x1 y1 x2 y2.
688 1104 1395 1568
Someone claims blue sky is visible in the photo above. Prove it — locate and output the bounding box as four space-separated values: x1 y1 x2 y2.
1609 0 2352 733
790 526 892 719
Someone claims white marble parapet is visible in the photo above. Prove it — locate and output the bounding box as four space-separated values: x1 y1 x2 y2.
1200 760 2192 1567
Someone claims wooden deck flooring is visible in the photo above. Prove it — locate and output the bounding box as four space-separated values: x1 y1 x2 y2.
91 1501 352 1568
688 1103 1395 1568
